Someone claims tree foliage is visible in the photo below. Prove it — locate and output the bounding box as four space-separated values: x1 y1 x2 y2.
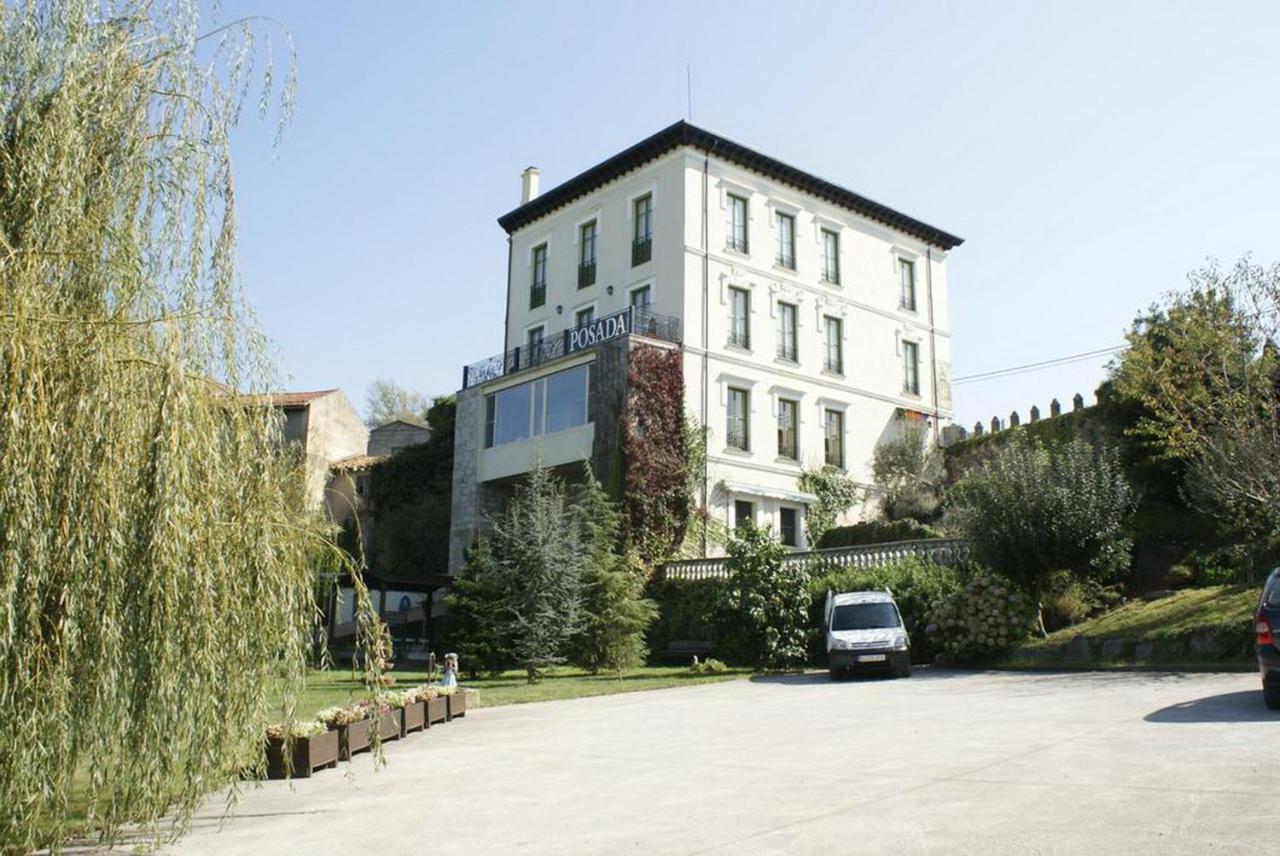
367 395 454 577
441 541 511 679
1109 257 1280 556
721 524 811 669
947 436 1134 598
483 465 587 682
869 422 945 522
364 378 431 428
571 476 657 674
798 467 861 546
0 3 386 848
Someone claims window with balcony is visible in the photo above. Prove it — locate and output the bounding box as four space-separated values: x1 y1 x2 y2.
775 211 795 269
821 228 840 284
530 243 547 308
484 364 591 449
824 408 845 468
630 285 651 309
575 306 594 328
824 316 843 374
727 387 749 451
776 301 797 362
632 194 652 266
578 220 597 288
902 340 921 395
900 258 917 311
727 193 749 253
777 398 798 460
728 287 750 349
734 500 754 531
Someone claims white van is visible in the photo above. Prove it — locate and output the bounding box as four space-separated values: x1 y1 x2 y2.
824 589 912 679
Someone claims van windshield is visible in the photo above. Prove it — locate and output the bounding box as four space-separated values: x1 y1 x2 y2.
832 602 901 631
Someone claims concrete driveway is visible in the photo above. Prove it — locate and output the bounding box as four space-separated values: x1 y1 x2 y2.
170 670 1275 855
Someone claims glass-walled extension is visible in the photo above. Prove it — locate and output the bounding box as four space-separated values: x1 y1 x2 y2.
484 363 592 448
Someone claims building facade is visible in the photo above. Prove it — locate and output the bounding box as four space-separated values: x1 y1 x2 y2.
450 122 962 570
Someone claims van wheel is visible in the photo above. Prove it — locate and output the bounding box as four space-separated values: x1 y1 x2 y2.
897 664 912 679
1265 683 1280 711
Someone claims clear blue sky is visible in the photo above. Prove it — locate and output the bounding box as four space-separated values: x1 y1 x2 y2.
219 1 1280 428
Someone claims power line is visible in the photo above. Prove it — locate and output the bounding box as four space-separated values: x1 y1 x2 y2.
952 344 1127 385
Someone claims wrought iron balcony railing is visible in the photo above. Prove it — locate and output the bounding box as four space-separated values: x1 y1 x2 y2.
632 236 652 266
462 305 681 389
578 261 596 289
530 282 546 308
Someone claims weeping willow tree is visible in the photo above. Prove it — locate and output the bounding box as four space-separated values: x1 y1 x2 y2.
0 1 387 850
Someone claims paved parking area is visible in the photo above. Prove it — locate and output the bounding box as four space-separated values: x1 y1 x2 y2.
170 669 1275 855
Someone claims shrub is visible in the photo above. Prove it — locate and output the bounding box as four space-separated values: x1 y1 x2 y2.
1039 570 1118 631
1165 565 1196 589
574 552 658 675
722 524 811 669
645 577 726 659
947 435 1135 599
807 557 969 663
440 541 511 679
925 575 1040 662
816 518 942 549
689 656 728 675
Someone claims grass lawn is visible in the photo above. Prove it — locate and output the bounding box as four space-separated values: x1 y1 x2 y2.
274 664 752 722
1005 584 1258 668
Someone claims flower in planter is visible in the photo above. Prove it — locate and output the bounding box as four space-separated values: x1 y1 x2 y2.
317 702 372 728
265 719 328 740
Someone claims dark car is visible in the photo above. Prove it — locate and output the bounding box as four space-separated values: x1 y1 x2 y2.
1257 568 1280 710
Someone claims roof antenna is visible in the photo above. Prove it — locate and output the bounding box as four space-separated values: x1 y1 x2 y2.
686 61 693 122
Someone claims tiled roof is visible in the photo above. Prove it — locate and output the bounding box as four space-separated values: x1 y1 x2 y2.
330 453 386 473
239 389 338 408
498 120 964 250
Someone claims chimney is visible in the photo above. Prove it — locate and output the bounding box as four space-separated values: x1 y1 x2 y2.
521 166 540 204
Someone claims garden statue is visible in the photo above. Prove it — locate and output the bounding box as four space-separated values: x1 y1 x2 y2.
441 652 459 690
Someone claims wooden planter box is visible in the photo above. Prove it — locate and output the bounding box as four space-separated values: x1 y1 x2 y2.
265 729 339 779
401 699 426 736
446 691 467 720
426 696 448 726
339 718 374 760
377 708 402 742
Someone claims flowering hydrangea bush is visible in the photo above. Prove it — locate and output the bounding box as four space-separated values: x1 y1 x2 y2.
925 575 1039 662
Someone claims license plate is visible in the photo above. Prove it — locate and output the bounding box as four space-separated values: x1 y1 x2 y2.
857 654 887 663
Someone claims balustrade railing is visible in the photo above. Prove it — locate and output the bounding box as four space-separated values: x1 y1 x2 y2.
659 538 971 581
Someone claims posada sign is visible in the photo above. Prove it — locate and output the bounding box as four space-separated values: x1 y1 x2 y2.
566 309 629 353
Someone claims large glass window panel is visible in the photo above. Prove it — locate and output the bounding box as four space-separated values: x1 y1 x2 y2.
545 364 590 434
493 383 532 446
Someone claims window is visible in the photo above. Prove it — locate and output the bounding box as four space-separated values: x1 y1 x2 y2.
903 340 921 395
484 364 592 449
779 508 798 547
630 285 651 309
578 220 597 288
734 500 754 531
575 306 594 328
728 194 749 252
777 398 798 460
632 194 652 265
728 287 750 349
821 229 840 284
824 316 843 373
776 301 797 362
727 387 749 451
900 258 916 310
775 211 795 269
526 326 545 367
530 243 547 308
824 408 844 467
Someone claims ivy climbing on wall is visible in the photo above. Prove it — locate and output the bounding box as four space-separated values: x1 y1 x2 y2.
622 344 693 565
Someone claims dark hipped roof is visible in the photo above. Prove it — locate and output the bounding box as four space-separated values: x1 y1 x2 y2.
497 120 964 250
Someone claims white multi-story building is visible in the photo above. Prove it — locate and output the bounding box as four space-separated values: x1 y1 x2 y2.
450 122 962 569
